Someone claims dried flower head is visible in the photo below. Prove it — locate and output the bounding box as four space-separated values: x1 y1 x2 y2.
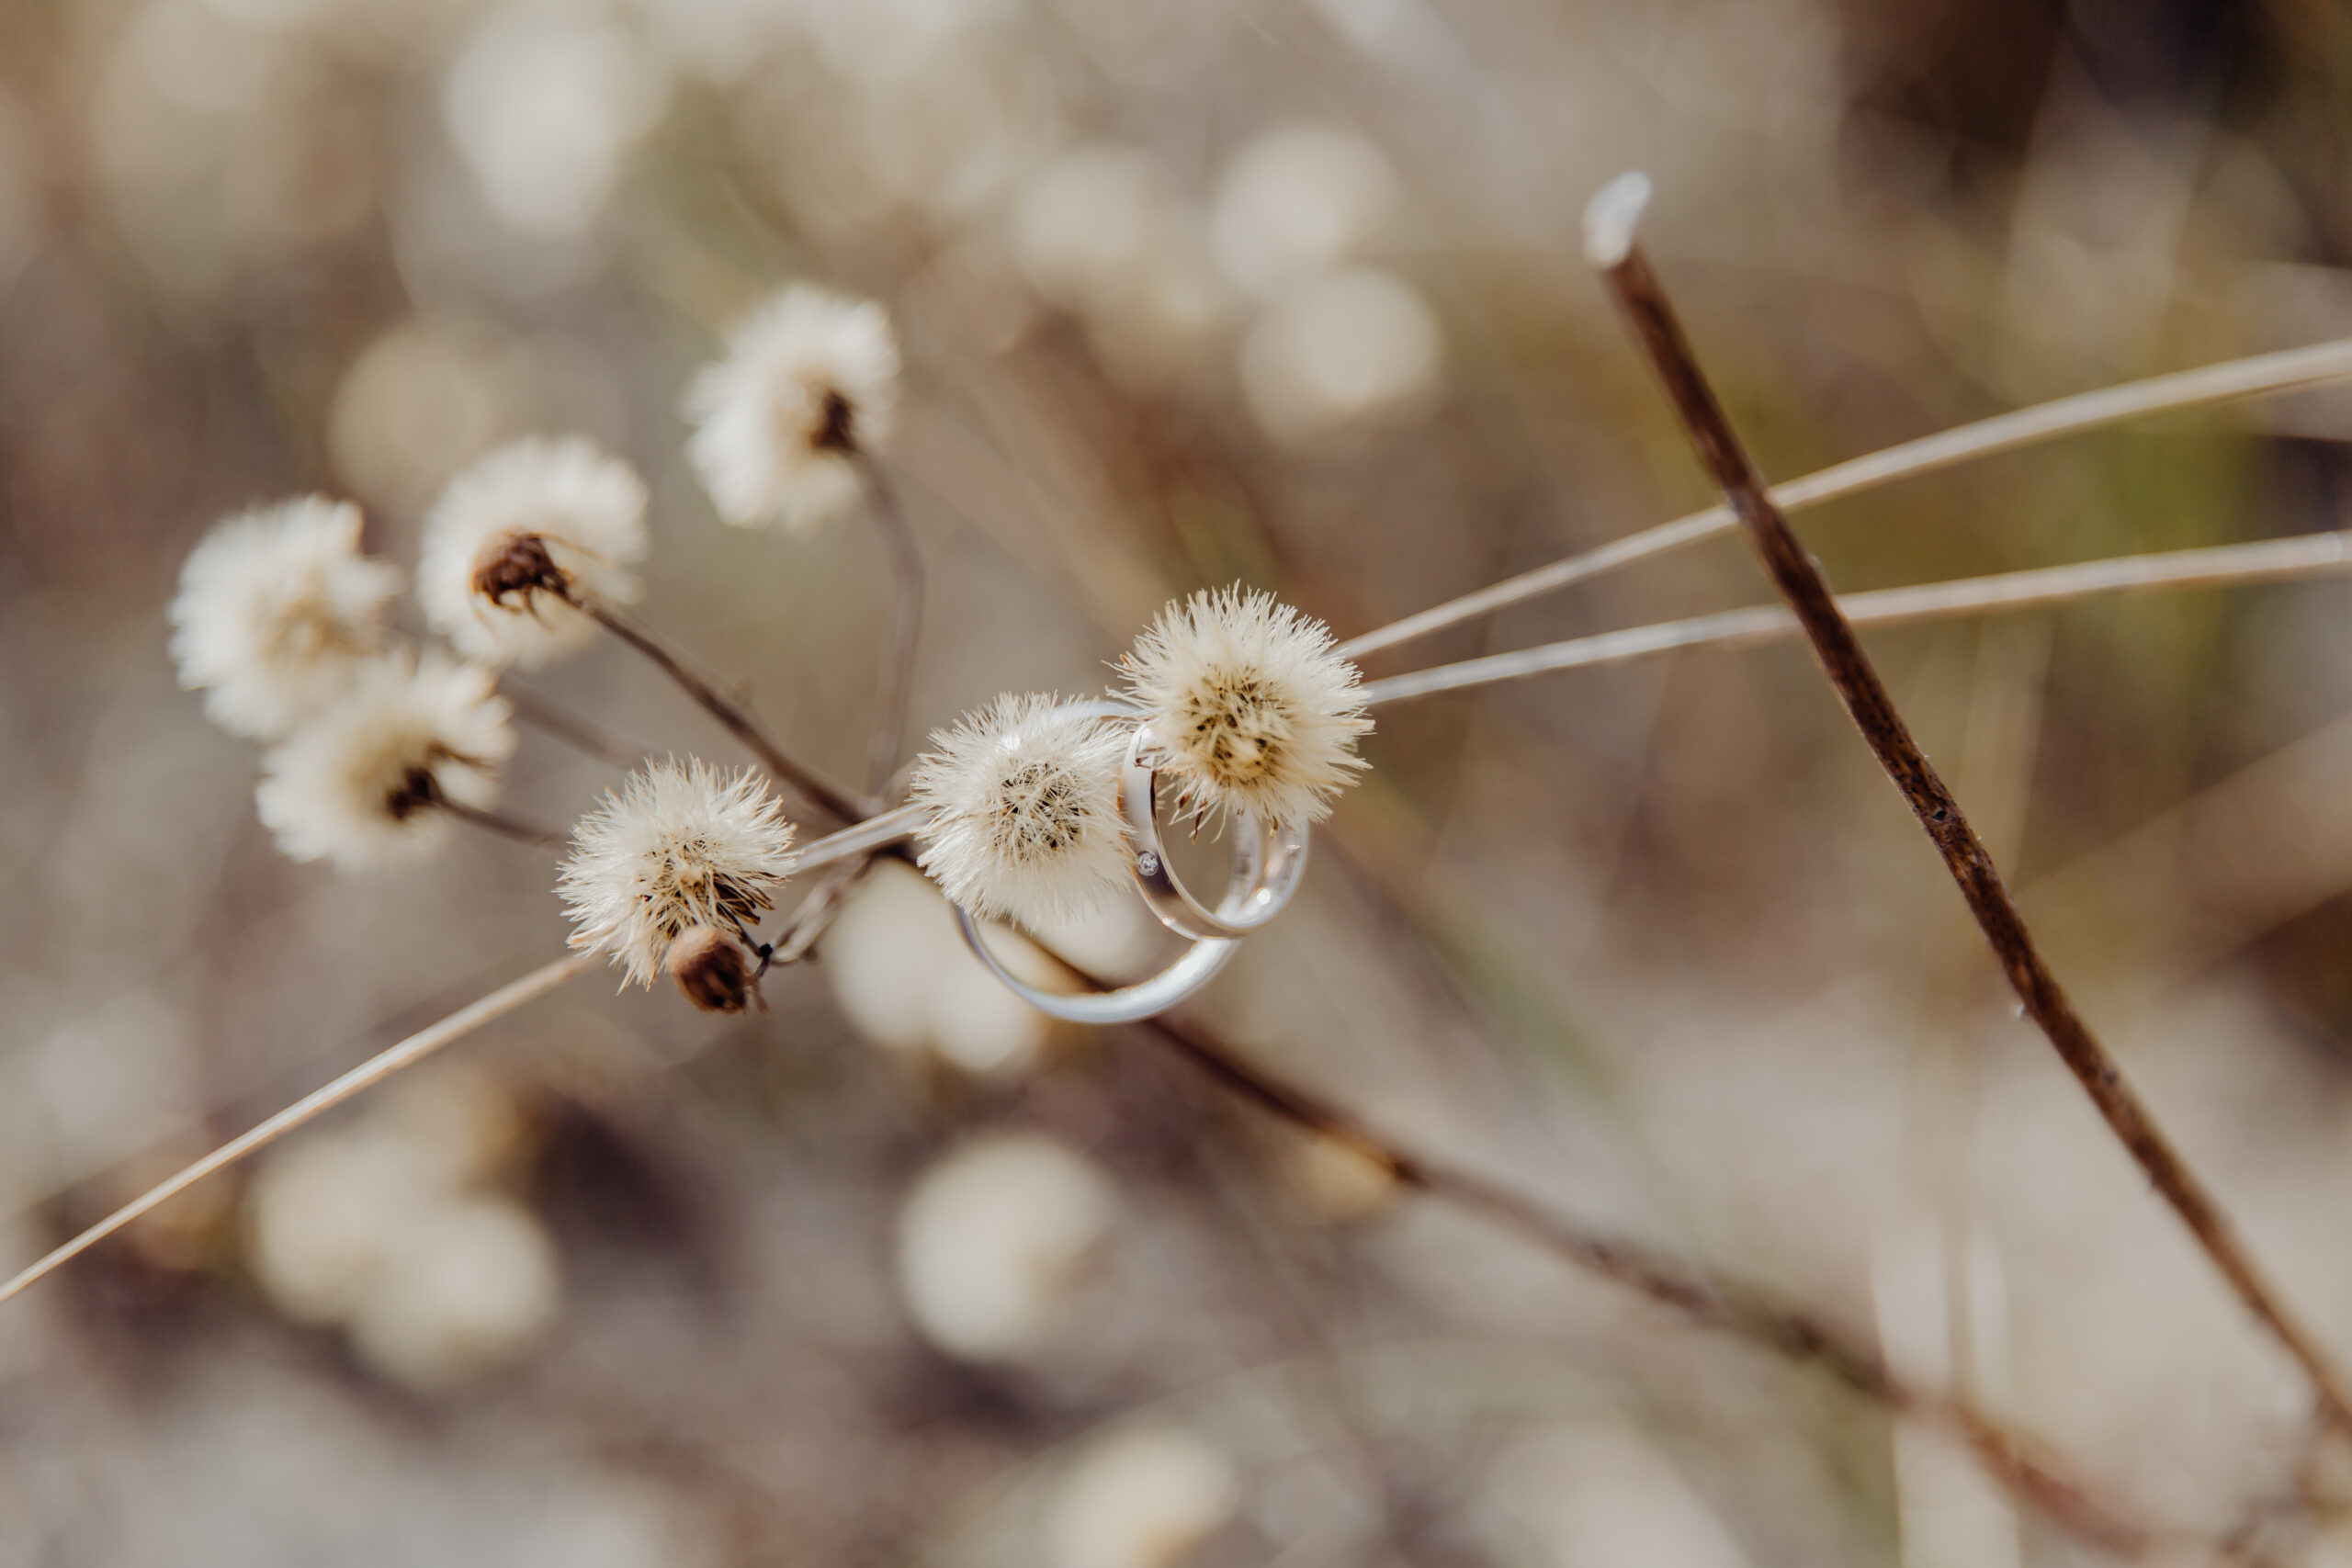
1046 1426 1241 1568
559 759 798 987
684 284 900 533
895 1133 1116 1363
666 923 760 1014
418 436 650 669
168 496 404 740
909 694 1129 929
1119 586 1372 828
254 650 516 872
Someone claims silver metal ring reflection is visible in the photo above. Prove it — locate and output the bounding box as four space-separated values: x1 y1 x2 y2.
952 904 1236 1025
1118 724 1310 942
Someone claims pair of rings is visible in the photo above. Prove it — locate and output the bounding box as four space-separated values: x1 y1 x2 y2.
954 714 1310 1024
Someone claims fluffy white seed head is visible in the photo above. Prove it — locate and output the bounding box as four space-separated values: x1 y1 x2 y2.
1119 586 1372 828
1046 1426 1241 1568
910 693 1130 929
254 650 515 873
345 1194 562 1393
684 284 900 533
895 1132 1116 1362
559 758 798 987
168 495 404 739
244 1072 554 1393
822 858 1057 1078
245 1128 451 1326
418 435 650 669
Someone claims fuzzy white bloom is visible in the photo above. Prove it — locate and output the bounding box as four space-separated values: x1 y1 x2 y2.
245 1129 449 1325
684 285 900 532
443 0 671 237
419 435 650 668
1046 1426 1241 1568
1238 266 1442 447
909 694 1130 929
346 1194 561 1393
167 495 403 740
245 1075 559 1395
1120 586 1372 828
1210 125 1398 299
254 650 515 872
823 857 1059 1077
895 1132 1115 1362
559 758 798 987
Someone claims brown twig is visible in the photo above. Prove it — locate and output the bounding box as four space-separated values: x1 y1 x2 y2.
855 457 923 800
439 796 565 850
573 592 863 824
1128 1009 2154 1558
1582 171 2352 1435
771 852 877 965
500 681 650 768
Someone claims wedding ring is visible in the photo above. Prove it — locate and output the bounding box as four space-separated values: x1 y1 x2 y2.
1119 724 1310 942
952 906 1236 1024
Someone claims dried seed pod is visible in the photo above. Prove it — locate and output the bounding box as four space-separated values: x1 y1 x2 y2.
665 924 759 1014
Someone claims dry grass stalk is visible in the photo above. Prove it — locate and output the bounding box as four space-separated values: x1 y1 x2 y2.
1586 170 2352 1436
1133 1010 2154 1558
0 951 595 1308
1360 530 2352 705
1339 337 2352 660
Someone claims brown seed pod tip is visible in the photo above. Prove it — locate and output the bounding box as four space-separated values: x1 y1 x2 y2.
473 532 571 606
666 924 758 1013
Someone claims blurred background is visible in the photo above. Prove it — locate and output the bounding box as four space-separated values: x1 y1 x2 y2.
10 0 2352 1562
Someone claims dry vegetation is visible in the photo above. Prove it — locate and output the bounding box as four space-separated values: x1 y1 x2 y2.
7 1 2352 1565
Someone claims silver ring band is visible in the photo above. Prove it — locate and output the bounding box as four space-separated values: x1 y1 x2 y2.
952 906 1237 1025
1119 724 1310 942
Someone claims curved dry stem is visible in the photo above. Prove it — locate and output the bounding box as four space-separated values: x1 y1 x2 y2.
501 681 650 768
855 457 923 802
1 927 2156 1554
790 802 927 874
1361 530 2352 706
1591 191 2352 1435
575 592 862 824
0 951 594 1309
1338 337 2352 661
441 796 566 850
1129 1009 2155 1559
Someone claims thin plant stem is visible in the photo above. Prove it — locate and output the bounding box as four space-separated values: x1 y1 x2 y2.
789 802 926 874
1127 1009 2154 1559
1337 338 2352 661
1586 173 2352 1434
501 681 650 768
700 525 2352 874
0 921 2158 1554
1359 530 2352 706
771 853 876 965
0 951 595 1308
575 592 863 824
856 457 923 801
441 796 565 850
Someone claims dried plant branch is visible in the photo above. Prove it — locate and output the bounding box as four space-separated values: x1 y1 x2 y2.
770 852 876 964
1586 172 2352 1434
856 457 923 801
572 592 863 823
1337 338 2352 661
0 951 595 1309
500 681 650 768
789 802 928 874
0 903 2159 1555
1359 530 2352 706
439 797 566 850
1128 1009 2155 1559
